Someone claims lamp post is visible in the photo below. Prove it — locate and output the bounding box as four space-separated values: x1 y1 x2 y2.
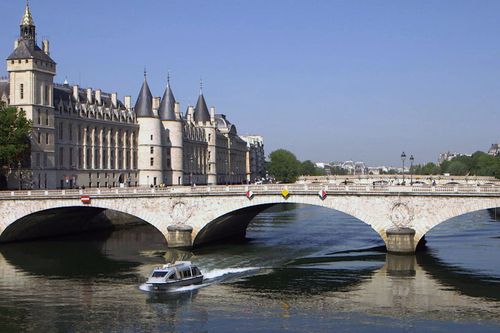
410 155 414 185
190 156 194 187
401 152 406 185
17 161 21 190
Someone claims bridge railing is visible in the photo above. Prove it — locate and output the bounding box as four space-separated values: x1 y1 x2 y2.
1 183 499 198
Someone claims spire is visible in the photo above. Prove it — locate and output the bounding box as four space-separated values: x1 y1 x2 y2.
134 73 154 118
21 1 35 26
19 1 36 41
194 91 210 123
159 74 176 121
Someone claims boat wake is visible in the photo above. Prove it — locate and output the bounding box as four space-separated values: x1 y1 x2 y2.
139 267 260 294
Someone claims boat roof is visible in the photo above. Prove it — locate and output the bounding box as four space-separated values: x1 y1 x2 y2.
153 261 195 271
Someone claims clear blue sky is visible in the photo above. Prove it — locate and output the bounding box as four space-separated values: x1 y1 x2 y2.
2 0 500 166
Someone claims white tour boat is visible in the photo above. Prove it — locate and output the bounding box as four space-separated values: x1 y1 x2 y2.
143 261 203 291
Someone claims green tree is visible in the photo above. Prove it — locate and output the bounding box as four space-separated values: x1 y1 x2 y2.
446 160 468 176
267 149 301 183
0 105 32 186
300 160 316 176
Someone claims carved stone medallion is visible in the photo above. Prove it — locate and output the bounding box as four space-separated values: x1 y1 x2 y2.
171 201 192 225
390 202 413 228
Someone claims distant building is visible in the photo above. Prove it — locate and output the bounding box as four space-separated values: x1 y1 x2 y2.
241 135 265 183
488 144 500 157
438 151 470 164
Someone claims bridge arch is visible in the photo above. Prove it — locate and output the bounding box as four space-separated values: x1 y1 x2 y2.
190 197 388 248
408 197 500 246
0 205 165 243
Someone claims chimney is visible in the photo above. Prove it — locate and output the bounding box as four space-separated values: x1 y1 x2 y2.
72 85 79 101
187 106 194 123
210 106 215 123
124 96 131 109
153 96 160 110
42 39 50 55
111 92 118 108
86 88 93 104
174 102 181 120
95 89 102 105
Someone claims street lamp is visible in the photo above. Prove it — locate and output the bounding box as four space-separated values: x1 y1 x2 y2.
190 156 194 187
17 161 21 190
401 152 406 185
410 155 414 185
225 158 229 185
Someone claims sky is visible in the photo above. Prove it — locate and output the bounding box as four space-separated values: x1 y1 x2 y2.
1 0 500 166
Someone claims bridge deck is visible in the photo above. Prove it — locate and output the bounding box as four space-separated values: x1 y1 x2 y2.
1 184 500 199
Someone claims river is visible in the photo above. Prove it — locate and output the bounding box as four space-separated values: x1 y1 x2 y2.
0 204 499 332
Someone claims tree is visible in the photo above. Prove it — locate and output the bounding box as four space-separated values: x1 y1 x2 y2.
0 105 32 187
267 149 301 183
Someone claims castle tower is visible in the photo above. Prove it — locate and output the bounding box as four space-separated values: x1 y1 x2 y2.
159 77 183 185
193 87 217 185
6 1 57 188
135 73 164 186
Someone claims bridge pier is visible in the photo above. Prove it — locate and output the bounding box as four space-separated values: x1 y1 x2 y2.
385 227 416 254
166 225 193 249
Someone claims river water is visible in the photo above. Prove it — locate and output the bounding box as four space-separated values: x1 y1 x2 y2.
0 205 499 332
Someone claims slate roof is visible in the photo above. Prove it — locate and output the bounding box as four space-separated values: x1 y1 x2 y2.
158 83 176 120
53 85 126 109
194 93 210 123
134 77 154 117
7 39 55 64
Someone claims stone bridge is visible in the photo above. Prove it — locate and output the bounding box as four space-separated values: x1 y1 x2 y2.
0 183 499 253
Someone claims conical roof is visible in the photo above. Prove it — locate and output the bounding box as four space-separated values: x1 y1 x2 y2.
194 93 210 123
134 75 153 118
158 83 176 120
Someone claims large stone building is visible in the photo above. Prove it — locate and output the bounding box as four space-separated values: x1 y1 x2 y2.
0 3 261 189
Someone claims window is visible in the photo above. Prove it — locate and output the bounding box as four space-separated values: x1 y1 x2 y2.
37 109 41 124
59 147 64 167
150 157 154 166
78 148 82 168
45 110 49 125
150 134 153 141
59 122 63 140
36 153 40 167
37 131 41 144
20 84 24 99
45 133 49 145
43 154 48 167
150 146 154 154
69 147 73 167
69 124 73 141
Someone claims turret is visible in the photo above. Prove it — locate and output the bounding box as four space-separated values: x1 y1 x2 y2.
159 77 183 185
135 72 164 187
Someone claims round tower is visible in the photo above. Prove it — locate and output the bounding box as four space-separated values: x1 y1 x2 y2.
159 78 183 185
135 73 164 187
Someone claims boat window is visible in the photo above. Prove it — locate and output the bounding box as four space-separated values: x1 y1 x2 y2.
151 271 167 278
168 273 176 280
192 267 201 276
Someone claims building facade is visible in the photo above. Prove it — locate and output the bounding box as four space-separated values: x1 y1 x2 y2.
241 135 265 183
0 3 261 189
